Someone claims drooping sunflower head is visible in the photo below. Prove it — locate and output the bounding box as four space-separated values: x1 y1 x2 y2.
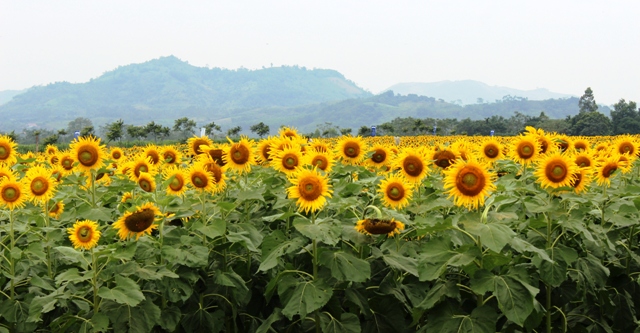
256 137 276 164
394 147 428 183
553 134 572 153
127 155 157 182
336 136 368 165
509 135 540 165
113 202 161 240
617 153 635 174
286 168 333 214
278 126 301 141
109 147 125 161
137 172 156 193
162 165 188 197
595 155 621 187
143 145 161 165
355 218 405 237
70 136 106 172
68 220 101 250
270 144 303 175
161 146 182 166
304 150 335 173
223 136 256 174
45 145 58 156
121 191 133 203
480 138 504 162
0 179 27 211
200 157 227 193
573 151 595 169
378 174 413 210
48 201 65 219
22 165 57 204
570 168 592 194
187 136 214 156
0 135 18 166
443 158 496 210
188 160 216 193
367 145 392 168
615 136 638 156
432 146 458 169
534 152 578 189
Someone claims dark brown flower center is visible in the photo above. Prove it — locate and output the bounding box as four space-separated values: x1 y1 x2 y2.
455 166 486 196
403 155 424 177
169 175 184 191
77 226 93 242
363 219 398 235
2 185 19 203
602 164 617 178
575 156 591 168
545 161 568 183
230 144 250 165
124 209 155 232
191 171 209 188
283 153 298 170
78 145 99 167
434 150 456 169
484 144 499 159
372 149 386 163
343 142 360 158
0 144 9 160
386 182 405 201
30 177 49 196
299 177 322 201
138 178 153 192
517 142 535 159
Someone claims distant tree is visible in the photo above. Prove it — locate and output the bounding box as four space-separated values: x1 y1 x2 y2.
357 126 369 136
610 99 640 134
203 122 222 137
43 134 59 146
379 123 394 135
340 128 352 136
3 131 18 142
568 111 612 136
173 117 197 140
250 122 270 138
578 87 598 113
34 130 42 152
227 126 242 138
146 121 170 142
80 126 95 137
127 125 147 141
105 119 125 144
67 117 93 134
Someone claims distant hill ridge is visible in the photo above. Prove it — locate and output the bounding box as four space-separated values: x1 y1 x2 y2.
385 80 574 105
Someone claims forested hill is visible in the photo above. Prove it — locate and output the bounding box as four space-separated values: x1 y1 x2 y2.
0 56 372 131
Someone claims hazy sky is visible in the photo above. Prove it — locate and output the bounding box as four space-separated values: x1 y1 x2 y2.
1 1 639 105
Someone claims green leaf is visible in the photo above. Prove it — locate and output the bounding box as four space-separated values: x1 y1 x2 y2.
55 268 90 286
282 279 333 320
575 254 609 288
255 308 282 333
383 252 418 277
418 241 480 281
465 222 516 253
508 237 552 262
157 306 181 332
539 256 567 287
320 312 361 333
293 217 342 246
27 286 67 322
226 223 264 252
259 232 306 272
30 275 55 291
193 218 226 239
109 299 161 333
415 280 459 310
469 270 538 326
54 246 88 269
423 304 497 333
319 251 370 282
90 312 110 333
98 275 145 307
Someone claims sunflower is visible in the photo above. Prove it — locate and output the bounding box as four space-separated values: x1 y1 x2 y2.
188 161 216 192
223 136 256 174
572 138 590 152
201 158 227 194
0 165 17 182
617 153 635 174
480 138 504 162
355 218 405 237
304 150 335 173
137 172 156 193
45 144 58 156
279 126 301 140
287 168 333 213
615 136 638 156
50 166 64 182
336 136 367 165
70 136 106 172
127 156 157 182
48 201 65 219
378 175 413 209
309 141 331 153
0 179 27 211
143 145 161 165
509 135 540 165
553 134 572 153
534 152 578 189
67 220 101 250
595 155 621 186
570 168 592 194
22 165 57 204
271 144 303 175
394 147 429 183
109 147 125 161
574 151 595 169
187 136 214 156
162 165 188 197
367 145 392 169
256 137 276 164
58 152 76 174
48 154 59 166
443 158 496 210
121 191 133 203
161 146 182 166
113 202 161 240
0 135 18 166
432 146 458 169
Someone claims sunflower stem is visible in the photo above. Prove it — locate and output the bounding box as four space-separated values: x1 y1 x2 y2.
627 225 636 276
546 212 553 333
42 201 53 279
476 235 483 307
9 209 15 300
91 248 101 315
90 170 97 208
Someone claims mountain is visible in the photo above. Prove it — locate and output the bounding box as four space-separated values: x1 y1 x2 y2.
385 80 574 105
0 56 371 131
0 89 27 105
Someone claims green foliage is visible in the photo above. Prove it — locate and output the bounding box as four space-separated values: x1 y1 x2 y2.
249 122 270 138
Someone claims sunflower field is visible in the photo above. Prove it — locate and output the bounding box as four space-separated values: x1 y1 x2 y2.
0 126 639 332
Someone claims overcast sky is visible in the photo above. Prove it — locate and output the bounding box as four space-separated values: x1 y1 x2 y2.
1 1 638 105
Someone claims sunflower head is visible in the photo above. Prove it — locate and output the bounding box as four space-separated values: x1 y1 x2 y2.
278 126 301 140
188 160 216 192
287 168 333 214
49 201 65 219
162 165 188 197
68 220 101 250
534 152 578 189
378 175 413 210
305 150 335 173
573 138 590 152
271 144 303 175
113 202 161 240
70 136 106 172
0 179 27 210
0 165 17 183
143 145 161 165
0 135 18 166
223 136 256 174
127 156 157 181
394 147 428 183
22 165 57 204
432 146 458 169
336 136 367 165
443 158 496 210
368 145 392 168
595 155 621 187
480 138 504 162
45 145 58 156
509 135 540 165
137 172 156 193
187 136 214 156
355 218 405 237
570 168 592 194
161 146 182 166
110 147 125 161
615 136 638 156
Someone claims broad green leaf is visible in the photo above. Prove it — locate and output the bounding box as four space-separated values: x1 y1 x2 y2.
235 185 266 202
157 306 181 332
215 270 248 293
255 308 283 333
90 312 110 333
226 223 263 252
109 299 161 333
423 304 496 333
383 253 418 277
30 275 55 291
415 280 459 310
319 251 370 282
539 256 567 287
320 312 361 333
293 217 342 246
98 275 145 307
54 246 88 269
465 222 516 253
282 279 333 320
508 237 552 262
345 288 371 315
55 268 90 286
575 254 610 288
193 218 226 239
259 232 306 272
419 243 480 281
27 287 67 322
